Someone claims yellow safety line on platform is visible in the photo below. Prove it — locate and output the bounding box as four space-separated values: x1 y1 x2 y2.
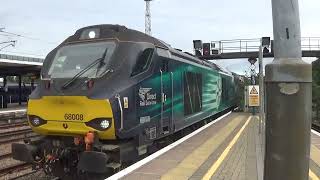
310 144 320 180
202 116 252 180
161 114 247 180
309 169 320 180
309 129 320 179
311 144 320 167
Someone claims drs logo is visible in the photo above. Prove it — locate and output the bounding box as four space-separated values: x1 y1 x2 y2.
64 113 84 121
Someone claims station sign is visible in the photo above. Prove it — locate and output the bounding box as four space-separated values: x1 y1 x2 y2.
248 85 259 107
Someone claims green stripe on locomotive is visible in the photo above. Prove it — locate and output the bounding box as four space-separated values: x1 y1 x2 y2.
135 59 235 129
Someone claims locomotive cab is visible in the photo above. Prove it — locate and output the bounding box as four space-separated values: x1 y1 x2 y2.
26 26 159 140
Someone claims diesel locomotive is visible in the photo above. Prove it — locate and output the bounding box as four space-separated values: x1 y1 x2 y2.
12 24 237 179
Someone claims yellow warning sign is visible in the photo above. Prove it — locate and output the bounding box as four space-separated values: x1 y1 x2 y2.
250 86 258 95
248 85 260 107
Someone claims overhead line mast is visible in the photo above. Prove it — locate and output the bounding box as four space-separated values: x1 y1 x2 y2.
144 0 152 35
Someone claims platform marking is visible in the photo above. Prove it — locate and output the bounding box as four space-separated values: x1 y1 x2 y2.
161 114 246 179
202 116 252 180
309 169 320 180
309 147 320 180
312 129 320 137
106 112 232 180
311 144 320 168
0 109 26 114
311 129 320 178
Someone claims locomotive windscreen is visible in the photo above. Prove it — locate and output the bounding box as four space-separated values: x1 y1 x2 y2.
47 41 116 78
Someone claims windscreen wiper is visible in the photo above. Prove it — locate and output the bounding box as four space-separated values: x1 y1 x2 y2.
62 49 108 90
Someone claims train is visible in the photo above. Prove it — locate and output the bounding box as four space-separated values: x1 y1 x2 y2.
12 24 238 179
0 83 35 108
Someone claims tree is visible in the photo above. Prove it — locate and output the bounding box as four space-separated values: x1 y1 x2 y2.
312 58 320 124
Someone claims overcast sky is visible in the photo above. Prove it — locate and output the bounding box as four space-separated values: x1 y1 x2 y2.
0 0 319 74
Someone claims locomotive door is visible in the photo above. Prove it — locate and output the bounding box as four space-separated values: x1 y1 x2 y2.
160 60 173 134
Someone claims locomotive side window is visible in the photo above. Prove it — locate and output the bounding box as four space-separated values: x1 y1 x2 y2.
161 59 169 72
131 48 154 76
221 77 229 101
184 72 202 115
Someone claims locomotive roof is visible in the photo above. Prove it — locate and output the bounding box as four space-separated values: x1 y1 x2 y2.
64 24 169 49
65 24 233 76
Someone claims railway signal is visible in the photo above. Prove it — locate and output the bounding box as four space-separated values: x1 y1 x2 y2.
203 43 211 56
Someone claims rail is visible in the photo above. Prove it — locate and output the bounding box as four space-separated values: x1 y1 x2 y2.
312 123 320 132
0 162 31 177
209 37 320 54
0 121 28 129
301 37 320 51
0 128 32 138
0 130 38 145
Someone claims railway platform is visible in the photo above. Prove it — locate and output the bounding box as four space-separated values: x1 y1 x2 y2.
108 112 320 180
0 105 26 124
0 105 26 114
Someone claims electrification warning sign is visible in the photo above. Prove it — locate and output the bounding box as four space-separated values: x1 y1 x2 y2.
248 85 260 107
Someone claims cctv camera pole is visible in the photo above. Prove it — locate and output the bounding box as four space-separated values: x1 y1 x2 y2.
250 67 256 115
258 43 264 134
264 0 312 179
248 58 257 115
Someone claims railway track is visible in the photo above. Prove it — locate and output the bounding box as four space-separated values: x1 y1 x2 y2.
0 114 39 180
0 122 28 130
312 123 320 132
9 170 38 180
0 116 39 146
0 162 32 177
0 152 32 178
0 112 26 121
0 128 32 137
0 148 39 180
0 130 39 145
0 152 12 161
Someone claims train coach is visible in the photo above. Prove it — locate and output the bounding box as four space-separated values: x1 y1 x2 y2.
12 24 237 179
0 82 35 108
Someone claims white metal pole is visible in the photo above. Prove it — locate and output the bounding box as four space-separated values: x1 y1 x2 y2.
258 43 264 134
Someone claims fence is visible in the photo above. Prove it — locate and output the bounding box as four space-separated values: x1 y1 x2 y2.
0 95 29 108
210 37 320 54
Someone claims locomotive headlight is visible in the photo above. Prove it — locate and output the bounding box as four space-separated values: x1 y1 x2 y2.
33 117 40 125
100 120 110 129
80 28 100 40
85 118 112 131
28 115 47 127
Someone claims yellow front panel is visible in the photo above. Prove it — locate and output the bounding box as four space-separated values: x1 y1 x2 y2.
28 96 116 139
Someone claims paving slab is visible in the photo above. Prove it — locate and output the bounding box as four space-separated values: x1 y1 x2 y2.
120 113 320 180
